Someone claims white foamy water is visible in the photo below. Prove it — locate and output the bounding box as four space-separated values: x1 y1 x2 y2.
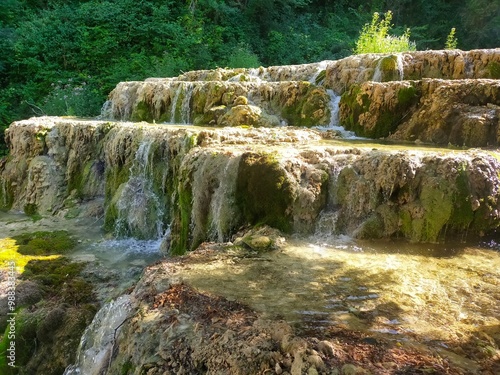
63 295 133 375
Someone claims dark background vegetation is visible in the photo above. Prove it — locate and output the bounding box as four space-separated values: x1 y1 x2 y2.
0 0 498 154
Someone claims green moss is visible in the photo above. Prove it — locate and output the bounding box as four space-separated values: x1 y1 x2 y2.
0 308 38 373
397 86 418 105
280 85 330 127
67 160 94 199
170 174 193 256
236 152 294 232
1 254 97 374
13 230 76 256
315 70 326 85
104 201 119 232
340 83 420 138
122 360 134 375
487 61 500 79
131 101 154 122
355 214 384 239
420 180 453 242
448 166 475 230
400 179 454 243
105 165 130 202
339 85 371 133
22 258 86 288
23 203 37 216
0 179 14 212
378 55 400 81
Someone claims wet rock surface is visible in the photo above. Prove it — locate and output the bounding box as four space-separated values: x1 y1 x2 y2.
2 118 500 249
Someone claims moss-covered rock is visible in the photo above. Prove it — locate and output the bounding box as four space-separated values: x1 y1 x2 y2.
236 152 295 232
279 83 330 127
339 81 421 138
390 79 500 146
375 55 402 82
13 230 76 256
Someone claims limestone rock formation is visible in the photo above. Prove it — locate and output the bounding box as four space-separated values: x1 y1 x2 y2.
2 118 500 249
340 78 500 146
390 79 500 146
102 48 500 146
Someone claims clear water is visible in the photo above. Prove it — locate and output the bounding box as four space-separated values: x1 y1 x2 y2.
0 211 163 300
177 235 500 345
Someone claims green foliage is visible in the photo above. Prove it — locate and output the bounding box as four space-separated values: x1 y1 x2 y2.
445 28 458 49
354 11 416 54
227 44 261 69
42 77 104 117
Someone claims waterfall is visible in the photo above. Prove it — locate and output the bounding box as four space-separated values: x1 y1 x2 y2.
372 59 383 82
98 100 113 120
309 61 328 84
180 82 194 124
63 295 133 375
396 54 404 80
114 139 165 239
208 157 241 242
168 82 194 124
168 83 183 123
373 54 404 82
322 89 358 138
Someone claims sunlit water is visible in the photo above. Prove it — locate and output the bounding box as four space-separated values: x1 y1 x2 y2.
177 234 500 345
2 210 500 371
0 211 163 300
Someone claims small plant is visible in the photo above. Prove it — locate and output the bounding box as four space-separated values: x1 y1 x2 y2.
354 11 416 54
445 27 458 49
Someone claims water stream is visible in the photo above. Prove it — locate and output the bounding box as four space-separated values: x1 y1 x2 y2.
63 295 133 375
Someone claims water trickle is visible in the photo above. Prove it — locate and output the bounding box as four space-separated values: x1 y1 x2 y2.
114 139 165 239
248 67 269 81
98 100 113 120
373 54 405 82
317 90 359 138
208 157 241 242
372 60 383 82
168 83 183 123
309 61 328 84
396 54 404 80
167 82 195 124
180 82 194 124
63 295 133 375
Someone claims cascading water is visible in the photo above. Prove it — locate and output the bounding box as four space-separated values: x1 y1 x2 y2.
168 82 195 124
309 61 328 84
114 139 165 239
63 295 133 375
396 54 404 80
372 54 405 82
320 89 359 138
208 157 241 242
180 82 194 124
98 100 113 120
168 83 183 123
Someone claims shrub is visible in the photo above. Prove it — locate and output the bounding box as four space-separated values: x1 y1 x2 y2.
354 11 416 54
41 77 104 117
445 27 458 49
227 44 261 68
